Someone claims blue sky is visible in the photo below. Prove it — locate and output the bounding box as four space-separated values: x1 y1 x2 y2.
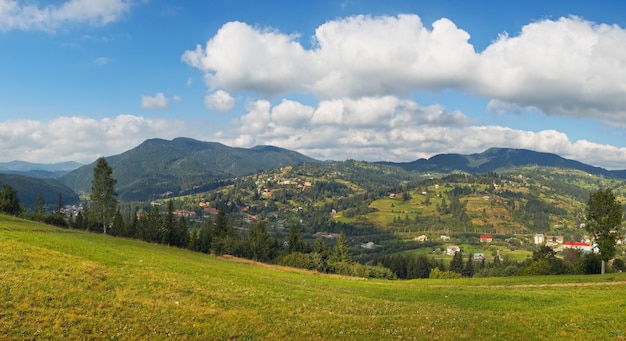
2 0 626 169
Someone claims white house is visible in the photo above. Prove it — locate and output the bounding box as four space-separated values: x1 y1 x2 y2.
534 234 545 245
447 245 461 256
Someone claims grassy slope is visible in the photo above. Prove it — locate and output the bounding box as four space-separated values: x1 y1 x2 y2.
2 215 626 340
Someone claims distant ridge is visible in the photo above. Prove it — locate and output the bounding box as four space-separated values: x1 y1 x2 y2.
59 137 320 201
0 160 83 178
378 147 626 178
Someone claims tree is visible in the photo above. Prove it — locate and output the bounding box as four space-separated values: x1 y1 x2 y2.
0 183 21 216
462 253 475 277
287 224 308 253
449 251 464 274
90 157 118 234
56 193 64 214
34 191 45 217
330 232 352 264
585 188 623 274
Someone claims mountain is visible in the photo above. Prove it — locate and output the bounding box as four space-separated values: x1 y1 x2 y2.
379 147 626 178
0 160 83 178
0 173 80 211
59 137 321 201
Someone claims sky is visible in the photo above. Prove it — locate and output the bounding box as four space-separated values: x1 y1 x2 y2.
2 1 626 170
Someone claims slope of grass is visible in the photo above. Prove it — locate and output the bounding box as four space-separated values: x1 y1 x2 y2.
2 215 626 340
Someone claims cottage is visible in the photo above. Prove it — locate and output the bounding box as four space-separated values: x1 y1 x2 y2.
534 234 545 245
480 235 493 243
446 245 460 256
414 235 428 242
474 253 485 261
440 235 451 242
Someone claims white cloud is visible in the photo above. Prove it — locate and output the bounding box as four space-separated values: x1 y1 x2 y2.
141 92 169 109
211 97 626 169
2 110 624 170
0 0 132 32
184 14 626 123
477 16 626 121
0 115 191 163
204 90 234 112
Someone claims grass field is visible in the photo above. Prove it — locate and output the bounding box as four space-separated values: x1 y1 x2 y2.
2 215 626 340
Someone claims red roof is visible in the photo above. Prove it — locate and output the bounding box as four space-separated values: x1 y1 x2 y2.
480 235 492 239
563 241 589 246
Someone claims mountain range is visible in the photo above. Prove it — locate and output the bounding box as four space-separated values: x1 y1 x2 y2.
58 137 320 201
2 137 625 207
378 147 626 178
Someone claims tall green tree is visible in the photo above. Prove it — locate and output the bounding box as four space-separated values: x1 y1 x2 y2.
287 224 308 253
449 251 464 274
90 157 118 234
0 183 21 216
56 193 64 214
34 191 45 216
585 188 623 274
462 253 475 278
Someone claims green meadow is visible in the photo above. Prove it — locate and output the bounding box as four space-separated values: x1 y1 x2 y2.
1 215 626 340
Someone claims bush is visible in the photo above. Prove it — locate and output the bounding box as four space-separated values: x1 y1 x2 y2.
429 268 462 279
581 253 602 274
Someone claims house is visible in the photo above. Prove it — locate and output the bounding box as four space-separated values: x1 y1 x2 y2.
480 235 493 243
414 235 428 242
534 234 545 245
440 235 451 242
203 207 219 215
360 241 378 249
447 245 460 256
174 210 196 217
474 253 485 261
563 241 591 252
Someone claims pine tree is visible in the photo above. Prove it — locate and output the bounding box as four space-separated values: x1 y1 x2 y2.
288 224 308 253
331 232 352 264
462 253 475 277
450 251 464 274
56 193 64 214
90 157 118 234
34 191 45 217
0 183 21 216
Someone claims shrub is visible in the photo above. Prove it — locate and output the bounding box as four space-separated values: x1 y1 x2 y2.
429 268 462 279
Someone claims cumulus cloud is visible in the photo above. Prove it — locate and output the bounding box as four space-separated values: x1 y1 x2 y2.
0 0 132 32
477 16 626 121
204 90 234 112
141 92 169 109
184 14 626 122
0 115 191 163
216 97 626 169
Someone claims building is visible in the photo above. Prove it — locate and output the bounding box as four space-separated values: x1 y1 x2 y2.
447 245 461 256
563 241 591 252
534 234 545 245
480 235 493 243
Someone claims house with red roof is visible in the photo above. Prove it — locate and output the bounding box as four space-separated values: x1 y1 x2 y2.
563 241 591 252
480 235 493 243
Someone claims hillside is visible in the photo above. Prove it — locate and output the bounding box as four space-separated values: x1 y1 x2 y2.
0 173 80 210
2 215 625 340
59 137 320 201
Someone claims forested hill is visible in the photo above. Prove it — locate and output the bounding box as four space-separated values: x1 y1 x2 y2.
58 137 321 201
0 173 80 210
378 147 626 178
